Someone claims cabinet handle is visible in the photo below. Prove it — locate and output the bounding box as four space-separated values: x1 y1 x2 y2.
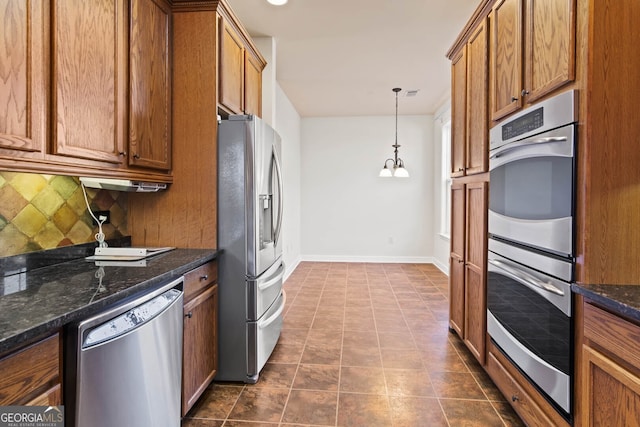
521 89 530 97
457 259 464 263
185 312 193 318
133 154 140 159
511 96 518 102
199 274 209 281
458 167 464 172
118 151 127 156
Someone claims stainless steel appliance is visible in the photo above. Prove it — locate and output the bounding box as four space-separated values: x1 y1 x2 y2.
66 277 184 427
487 90 577 420
489 89 576 257
217 114 285 383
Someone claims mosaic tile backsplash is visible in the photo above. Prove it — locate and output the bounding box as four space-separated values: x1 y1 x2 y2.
0 172 128 257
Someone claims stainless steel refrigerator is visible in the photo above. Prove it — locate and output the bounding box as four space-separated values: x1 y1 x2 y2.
216 114 285 383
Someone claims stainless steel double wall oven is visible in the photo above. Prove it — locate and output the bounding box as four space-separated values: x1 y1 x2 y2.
487 90 577 421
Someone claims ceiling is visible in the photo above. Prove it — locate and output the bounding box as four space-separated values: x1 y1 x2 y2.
226 0 479 117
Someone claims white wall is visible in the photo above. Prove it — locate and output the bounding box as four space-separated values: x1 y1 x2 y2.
300 115 435 262
274 84 302 279
432 101 451 274
255 38 448 271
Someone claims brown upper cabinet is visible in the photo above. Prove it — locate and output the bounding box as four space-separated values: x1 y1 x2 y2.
218 13 266 117
52 0 128 165
0 0 47 155
219 16 245 115
450 17 489 177
490 0 575 121
129 0 172 171
0 0 172 180
244 51 263 117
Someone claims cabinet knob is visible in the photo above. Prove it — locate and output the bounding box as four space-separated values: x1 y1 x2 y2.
512 395 519 402
521 89 530 97
185 312 193 319
118 151 127 156
199 275 209 281
511 96 518 102
133 153 140 159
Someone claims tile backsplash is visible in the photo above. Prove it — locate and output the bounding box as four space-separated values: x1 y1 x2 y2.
0 172 128 257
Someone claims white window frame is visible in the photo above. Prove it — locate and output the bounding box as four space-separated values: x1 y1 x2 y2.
440 118 452 239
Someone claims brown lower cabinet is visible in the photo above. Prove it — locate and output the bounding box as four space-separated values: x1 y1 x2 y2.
0 333 62 406
486 341 569 427
182 261 218 416
578 298 640 427
449 177 488 365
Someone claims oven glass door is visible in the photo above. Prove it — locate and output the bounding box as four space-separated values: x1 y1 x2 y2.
487 247 572 414
487 263 571 376
489 124 575 257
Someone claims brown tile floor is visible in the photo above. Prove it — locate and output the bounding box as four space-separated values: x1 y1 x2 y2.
183 262 526 427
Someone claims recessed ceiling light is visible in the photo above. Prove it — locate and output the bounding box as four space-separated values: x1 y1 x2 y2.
267 0 288 5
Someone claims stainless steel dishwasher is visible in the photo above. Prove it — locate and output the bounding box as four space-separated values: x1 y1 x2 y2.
65 277 183 427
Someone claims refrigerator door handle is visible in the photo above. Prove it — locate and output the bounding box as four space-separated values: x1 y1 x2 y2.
257 262 285 291
272 146 284 246
259 291 286 329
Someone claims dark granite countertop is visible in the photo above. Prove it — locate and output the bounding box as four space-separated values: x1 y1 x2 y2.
572 283 640 323
0 247 218 355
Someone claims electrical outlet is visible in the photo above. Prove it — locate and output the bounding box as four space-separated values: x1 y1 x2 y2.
92 210 111 225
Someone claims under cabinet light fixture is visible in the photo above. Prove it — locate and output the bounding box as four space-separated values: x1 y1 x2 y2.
267 0 288 5
379 88 409 178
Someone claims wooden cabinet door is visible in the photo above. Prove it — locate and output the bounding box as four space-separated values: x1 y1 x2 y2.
582 346 640 427
449 182 466 336
129 0 171 170
0 0 47 154
0 334 60 405
52 0 127 164
219 17 244 114
182 284 218 416
524 0 575 103
464 181 488 364
450 47 467 178
491 0 522 121
244 51 263 117
466 19 489 175
581 302 640 426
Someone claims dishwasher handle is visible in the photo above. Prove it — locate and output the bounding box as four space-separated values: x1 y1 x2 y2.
82 286 183 349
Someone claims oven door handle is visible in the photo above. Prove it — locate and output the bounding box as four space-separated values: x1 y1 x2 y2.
490 136 568 159
488 259 565 296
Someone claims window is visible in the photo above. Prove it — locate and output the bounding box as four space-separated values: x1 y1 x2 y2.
440 118 452 238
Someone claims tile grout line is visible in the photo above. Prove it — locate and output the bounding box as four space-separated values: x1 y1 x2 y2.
279 265 327 426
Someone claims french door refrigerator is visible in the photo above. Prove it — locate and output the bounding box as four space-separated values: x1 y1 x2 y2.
217 115 285 383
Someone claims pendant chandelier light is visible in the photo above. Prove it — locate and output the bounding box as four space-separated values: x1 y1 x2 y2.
379 88 409 178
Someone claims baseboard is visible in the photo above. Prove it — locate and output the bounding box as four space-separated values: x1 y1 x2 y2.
432 258 449 275
283 256 301 282
300 255 435 264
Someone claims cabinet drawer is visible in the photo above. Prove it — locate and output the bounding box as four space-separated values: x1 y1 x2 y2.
26 384 62 406
486 351 555 427
584 302 640 370
184 261 217 302
0 334 60 405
